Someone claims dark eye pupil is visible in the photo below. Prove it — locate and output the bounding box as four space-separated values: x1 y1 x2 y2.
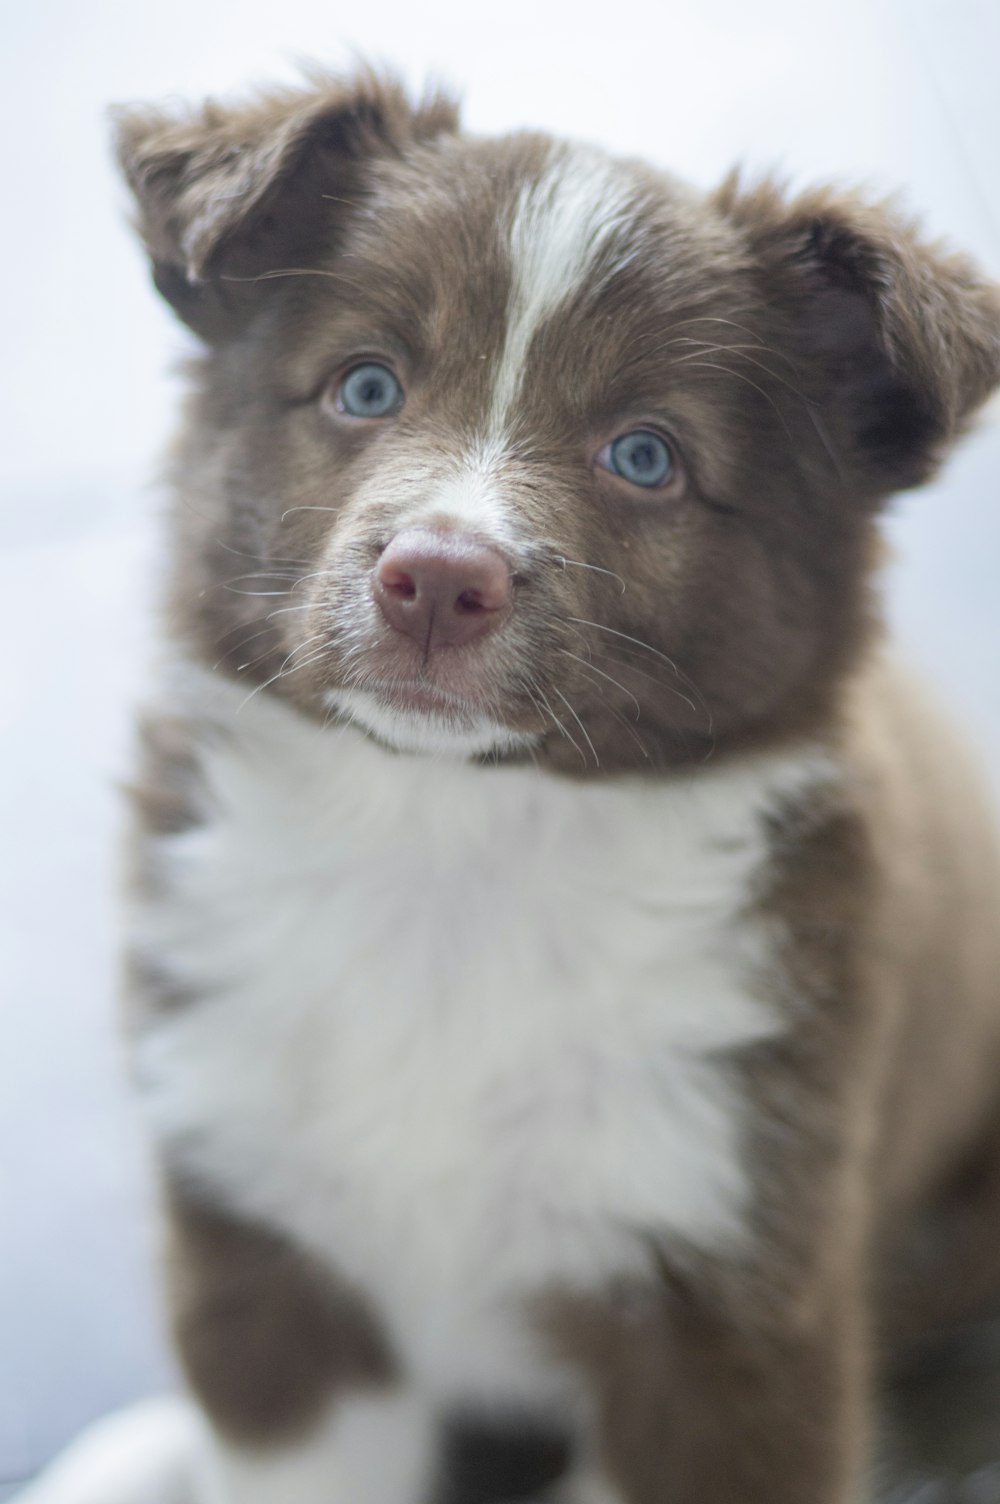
339 363 402 417
610 430 671 487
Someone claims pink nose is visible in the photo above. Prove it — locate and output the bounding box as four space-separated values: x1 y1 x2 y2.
374 529 513 649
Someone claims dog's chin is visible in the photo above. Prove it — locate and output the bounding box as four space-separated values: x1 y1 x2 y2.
325 686 537 760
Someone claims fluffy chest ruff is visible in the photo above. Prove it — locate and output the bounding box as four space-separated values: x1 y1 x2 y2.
130 672 824 1399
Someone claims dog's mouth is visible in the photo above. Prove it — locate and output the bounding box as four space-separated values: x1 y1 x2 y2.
328 662 500 721
323 677 537 759
371 679 480 717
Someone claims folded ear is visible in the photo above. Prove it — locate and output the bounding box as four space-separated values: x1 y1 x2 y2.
714 175 1000 497
113 71 458 340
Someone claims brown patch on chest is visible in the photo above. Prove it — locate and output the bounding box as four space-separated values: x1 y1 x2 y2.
165 1182 396 1446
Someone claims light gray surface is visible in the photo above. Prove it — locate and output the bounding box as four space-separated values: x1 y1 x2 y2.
2 0 999 1495
0 499 175 1492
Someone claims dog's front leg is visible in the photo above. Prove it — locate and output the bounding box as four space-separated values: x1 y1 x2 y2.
552 1259 866 1504
165 1186 433 1504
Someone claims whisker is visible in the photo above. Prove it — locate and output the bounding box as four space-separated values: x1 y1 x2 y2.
220 267 368 288
666 314 777 345
556 556 627 595
596 649 716 761
566 618 682 677
530 682 587 767
674 360 797 444
552 686 600 768
212 538 314 567
669 342 812 403
234 639 288 674
280 506 342 522
517 682 546 771
616 311 790 361
235 635 333 713
282 568 339 590
214 599 314 644
214 612 288 655
591 650 715 763
279 632 329 667
280 644 337 675
571 663 652 762
221 586 297 598
566 617 710 729
591 646 703 722
212 623 276 670
266 603 320 619
228 601 330 671
558 649 641 720
206 570 302 595
805 405 846 482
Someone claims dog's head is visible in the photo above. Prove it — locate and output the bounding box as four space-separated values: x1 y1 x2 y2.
116 73 1000 771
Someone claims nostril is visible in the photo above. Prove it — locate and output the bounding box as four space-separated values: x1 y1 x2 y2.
373 527 513 648
379 564 418 600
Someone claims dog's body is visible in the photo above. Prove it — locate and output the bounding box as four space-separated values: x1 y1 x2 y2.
123 654 1000 1504
18 72 1000 1504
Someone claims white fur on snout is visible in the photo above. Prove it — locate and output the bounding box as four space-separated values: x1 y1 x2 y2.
399 436 517 543
329 438 533 756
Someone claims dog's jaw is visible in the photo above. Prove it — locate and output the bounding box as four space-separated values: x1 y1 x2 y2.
325 685 539 758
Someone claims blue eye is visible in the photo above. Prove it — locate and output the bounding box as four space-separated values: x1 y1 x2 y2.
337 363 404 418
602 430 674 488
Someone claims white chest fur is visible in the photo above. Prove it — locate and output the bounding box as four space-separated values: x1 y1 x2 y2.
131 674 821 1402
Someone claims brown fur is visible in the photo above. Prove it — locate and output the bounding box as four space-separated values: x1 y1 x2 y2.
165 1184 395 1446
115 71 1000 1503
547 663 1000 1501
113 79 1000 777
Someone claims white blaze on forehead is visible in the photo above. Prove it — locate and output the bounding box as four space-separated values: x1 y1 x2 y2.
490 144 638 429
396 151 637 546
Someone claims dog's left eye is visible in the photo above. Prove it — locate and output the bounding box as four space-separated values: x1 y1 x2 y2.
597 430 674 489
335 363 404 419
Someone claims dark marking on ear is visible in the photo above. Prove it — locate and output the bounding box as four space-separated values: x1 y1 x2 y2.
113 70 460 340
713 173 1000 501
796 216 946 482
430 1412 573 1504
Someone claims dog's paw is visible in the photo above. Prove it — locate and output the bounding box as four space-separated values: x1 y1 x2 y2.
10 1396 203 1504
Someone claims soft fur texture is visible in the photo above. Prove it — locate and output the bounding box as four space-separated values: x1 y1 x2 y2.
19 70 1000 1504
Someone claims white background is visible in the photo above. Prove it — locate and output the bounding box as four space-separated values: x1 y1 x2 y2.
1 0 998 1492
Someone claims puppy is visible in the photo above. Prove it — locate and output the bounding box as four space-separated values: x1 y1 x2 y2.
22 70 1000 1504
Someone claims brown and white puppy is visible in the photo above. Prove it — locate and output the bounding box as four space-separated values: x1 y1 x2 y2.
21 70 1000 1504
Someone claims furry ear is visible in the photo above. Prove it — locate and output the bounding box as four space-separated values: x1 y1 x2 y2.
113 71 458 340
714 176 1000 496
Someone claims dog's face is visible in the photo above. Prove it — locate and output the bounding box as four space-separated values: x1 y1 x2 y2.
117 75 1000 771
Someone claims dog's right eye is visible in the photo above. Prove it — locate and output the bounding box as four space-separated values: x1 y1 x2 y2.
598 430 674 489
333 363 405 419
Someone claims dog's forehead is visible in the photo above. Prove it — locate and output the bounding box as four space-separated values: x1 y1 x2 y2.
487 142 656 427
291 137 747 430
370 133 644 253
360 134 716 315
